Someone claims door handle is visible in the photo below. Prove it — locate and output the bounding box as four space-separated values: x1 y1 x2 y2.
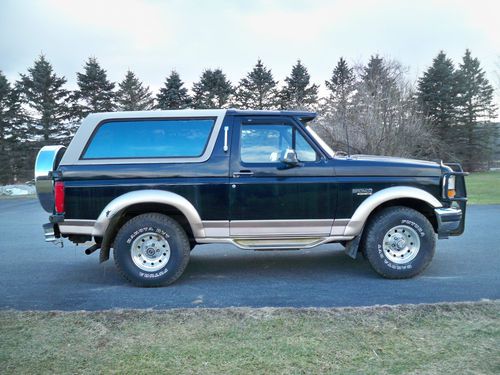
233 170 254 177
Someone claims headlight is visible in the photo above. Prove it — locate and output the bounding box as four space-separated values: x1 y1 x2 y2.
447 175 456 198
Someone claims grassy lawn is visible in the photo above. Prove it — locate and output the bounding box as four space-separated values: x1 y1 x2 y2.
1 302 499 374
466 171 500 205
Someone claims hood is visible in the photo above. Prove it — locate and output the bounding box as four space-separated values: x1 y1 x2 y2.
334 154 443 177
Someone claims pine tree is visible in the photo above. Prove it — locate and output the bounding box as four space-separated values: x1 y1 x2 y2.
156 70 191 109
233 59 278 109
279 60 319 110
116 70 154 111
360 55 399 98
454 49 497 169
0 72 30 183
325 58 355 111
0 73 16 183
18 55 73 143
356 56 404 133
192 69 233 109
74 57 115 118
417 51 457 148
320 57 356 152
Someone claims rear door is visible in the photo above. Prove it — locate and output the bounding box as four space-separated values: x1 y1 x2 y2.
229 116 336 237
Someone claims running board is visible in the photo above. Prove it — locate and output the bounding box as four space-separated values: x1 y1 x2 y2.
196 235 354 250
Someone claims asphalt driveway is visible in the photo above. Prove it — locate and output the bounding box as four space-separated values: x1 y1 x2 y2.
0 198 499 310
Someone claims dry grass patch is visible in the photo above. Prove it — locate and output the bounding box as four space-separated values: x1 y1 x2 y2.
1 301 499 374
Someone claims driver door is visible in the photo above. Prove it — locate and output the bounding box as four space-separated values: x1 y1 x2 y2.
229 116 336 237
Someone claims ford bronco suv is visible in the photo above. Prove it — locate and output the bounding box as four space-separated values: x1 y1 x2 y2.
35 109 467 287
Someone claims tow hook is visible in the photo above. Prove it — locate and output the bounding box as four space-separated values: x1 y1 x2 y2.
84 243 100 255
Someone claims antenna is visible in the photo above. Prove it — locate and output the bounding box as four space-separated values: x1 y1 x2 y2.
343 110 350 157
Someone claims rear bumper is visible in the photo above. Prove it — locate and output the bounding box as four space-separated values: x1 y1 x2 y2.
435 207 462 238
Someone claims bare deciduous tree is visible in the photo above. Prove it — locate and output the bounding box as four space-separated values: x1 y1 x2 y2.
316 57 438 159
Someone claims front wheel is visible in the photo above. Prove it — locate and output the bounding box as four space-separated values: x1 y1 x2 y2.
113 213 190 287
362 206 436 279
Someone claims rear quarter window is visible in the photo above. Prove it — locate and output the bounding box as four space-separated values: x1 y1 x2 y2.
82 118 215 159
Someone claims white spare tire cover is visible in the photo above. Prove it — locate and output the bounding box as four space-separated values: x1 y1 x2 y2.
34 145 66 213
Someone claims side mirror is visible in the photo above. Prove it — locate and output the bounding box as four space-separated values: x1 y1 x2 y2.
281 148 300 167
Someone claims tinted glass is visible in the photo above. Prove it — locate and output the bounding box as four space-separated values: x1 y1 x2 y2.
240 123 317 163
83 119 215 159
295 131 317 161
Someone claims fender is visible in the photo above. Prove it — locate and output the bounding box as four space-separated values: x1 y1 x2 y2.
343 186 442 237
92 189 205 238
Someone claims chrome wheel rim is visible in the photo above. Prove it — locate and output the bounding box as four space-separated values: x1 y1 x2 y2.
382 225 420 264
131 232 171 272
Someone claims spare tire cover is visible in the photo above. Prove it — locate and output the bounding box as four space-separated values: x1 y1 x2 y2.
34 145 66 213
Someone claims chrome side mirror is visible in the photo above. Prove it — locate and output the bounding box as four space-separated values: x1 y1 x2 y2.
281 148 299 166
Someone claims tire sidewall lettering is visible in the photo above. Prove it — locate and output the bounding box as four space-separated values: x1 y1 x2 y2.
121 224 176 280
126 226 169 245
400 219 425 237
367 208 435 278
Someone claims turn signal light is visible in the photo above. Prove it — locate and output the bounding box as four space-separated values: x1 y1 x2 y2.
54 181 65 214
447 189 456 198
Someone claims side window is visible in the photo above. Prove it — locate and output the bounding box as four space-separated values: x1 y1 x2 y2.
296 132 318 162
240 123 317 163
82 118 215 159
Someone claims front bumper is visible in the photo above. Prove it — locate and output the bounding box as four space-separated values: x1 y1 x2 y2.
435 207 462 238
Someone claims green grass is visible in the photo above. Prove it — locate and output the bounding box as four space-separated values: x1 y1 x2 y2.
466 171 500 205
1 302 499 374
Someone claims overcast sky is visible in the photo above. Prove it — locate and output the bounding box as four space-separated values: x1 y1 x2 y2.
1 0 499 100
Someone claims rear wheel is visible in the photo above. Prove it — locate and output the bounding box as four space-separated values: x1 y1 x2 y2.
362 206 436 279
113 213 190 287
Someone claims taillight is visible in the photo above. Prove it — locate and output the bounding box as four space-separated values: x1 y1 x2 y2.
54 181 65 214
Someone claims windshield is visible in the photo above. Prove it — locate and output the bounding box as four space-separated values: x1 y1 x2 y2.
305 126 335 158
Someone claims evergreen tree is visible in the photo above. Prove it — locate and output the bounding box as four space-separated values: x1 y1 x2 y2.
0 73 17 182
279 60 319 110
74 57 115 118
361 55 391 95
356 56 404 131
116 70 154 111
18 55 73 143
0 72 31 183
454 49 497 169
320 57 356 152
233 59 278 109
417 51 457 148
192 69 233 109
156 70 191 109
325 57 355 111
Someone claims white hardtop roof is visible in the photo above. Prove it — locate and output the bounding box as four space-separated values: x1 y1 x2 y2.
85 109 227 121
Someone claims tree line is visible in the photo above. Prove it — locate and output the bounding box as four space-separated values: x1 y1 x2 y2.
0 50 497 183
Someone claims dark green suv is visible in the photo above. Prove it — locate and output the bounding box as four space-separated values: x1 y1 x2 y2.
35 109 467 286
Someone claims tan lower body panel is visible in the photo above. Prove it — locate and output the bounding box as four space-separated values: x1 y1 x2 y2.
58 219 96 235
202 218 350 238
58 218 353 250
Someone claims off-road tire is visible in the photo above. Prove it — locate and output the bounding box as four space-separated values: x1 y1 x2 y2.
113 213 190 287
362 206 435 279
